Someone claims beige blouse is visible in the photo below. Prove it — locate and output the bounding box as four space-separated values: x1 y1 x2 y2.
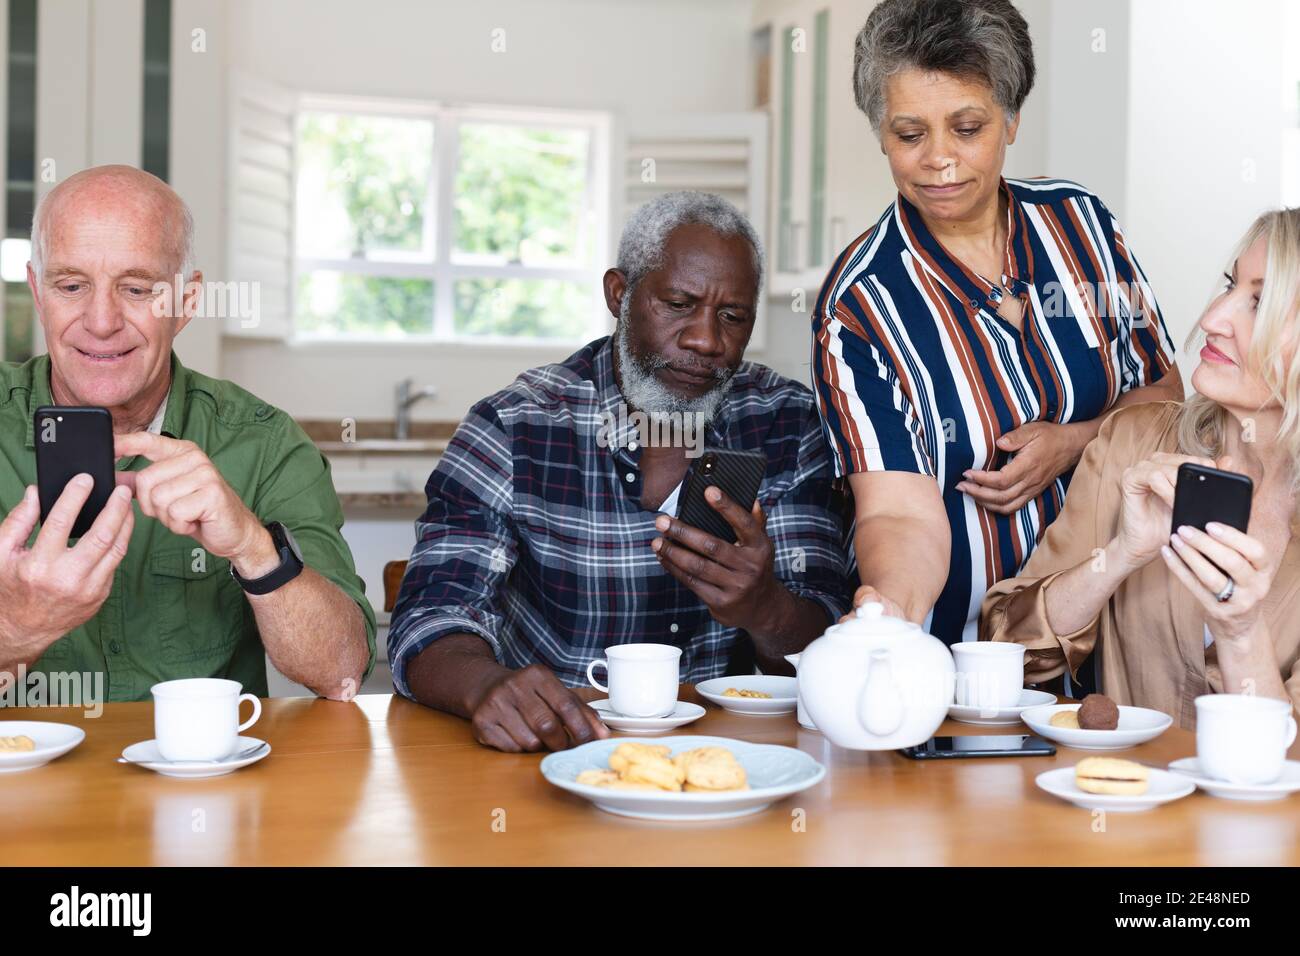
980 401 1300 728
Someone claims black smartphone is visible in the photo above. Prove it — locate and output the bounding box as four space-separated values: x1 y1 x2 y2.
1170 463 1253 536
34 406 116 539
899 735 1056 759
676 449 766 544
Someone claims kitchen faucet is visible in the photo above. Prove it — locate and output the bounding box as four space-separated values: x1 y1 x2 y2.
395 377 439 440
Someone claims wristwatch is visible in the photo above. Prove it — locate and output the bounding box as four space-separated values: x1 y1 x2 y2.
230 521 305 595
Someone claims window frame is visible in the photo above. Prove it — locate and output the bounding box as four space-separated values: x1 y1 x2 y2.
292 93 612 346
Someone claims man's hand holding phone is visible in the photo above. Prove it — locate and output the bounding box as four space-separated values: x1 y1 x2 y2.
0 477 134 666
652 486 782 631
114 432 277 578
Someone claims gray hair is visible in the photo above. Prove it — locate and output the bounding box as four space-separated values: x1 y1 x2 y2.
853 0 1035 134
616 190 764 300
29 166 195 279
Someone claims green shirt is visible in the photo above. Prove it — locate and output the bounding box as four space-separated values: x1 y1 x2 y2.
0 352 377 701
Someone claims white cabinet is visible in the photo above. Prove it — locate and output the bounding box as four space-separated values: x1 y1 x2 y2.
756 2 839 296
752 0 902 304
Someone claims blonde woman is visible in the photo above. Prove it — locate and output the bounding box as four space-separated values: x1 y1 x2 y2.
981 209 1300 726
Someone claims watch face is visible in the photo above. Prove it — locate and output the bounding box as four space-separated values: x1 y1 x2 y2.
280 525 304 564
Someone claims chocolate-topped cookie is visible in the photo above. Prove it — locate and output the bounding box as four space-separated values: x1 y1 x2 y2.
1077 693 1119 730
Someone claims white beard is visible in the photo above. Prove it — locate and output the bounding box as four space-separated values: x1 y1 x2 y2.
613 295 735 425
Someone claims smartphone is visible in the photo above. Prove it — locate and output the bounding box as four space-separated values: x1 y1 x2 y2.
676 449 766 544
1170 463 1253 536
898 735 1057 759
34 406 116 539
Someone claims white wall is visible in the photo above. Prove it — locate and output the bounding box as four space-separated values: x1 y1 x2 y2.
1041 0 1129 216
1124 0 1289 362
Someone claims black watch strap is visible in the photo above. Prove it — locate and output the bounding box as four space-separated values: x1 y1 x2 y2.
230 521 304 595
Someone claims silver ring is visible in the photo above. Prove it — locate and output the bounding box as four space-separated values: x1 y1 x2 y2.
1216 577 1235 603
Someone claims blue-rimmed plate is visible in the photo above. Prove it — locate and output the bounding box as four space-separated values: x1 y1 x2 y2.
541 735 825 821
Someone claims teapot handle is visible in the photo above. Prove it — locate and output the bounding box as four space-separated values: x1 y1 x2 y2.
857 648 905 737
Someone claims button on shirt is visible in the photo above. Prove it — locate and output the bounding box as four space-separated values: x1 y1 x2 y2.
812 178 1176 644
387 336 850 693
0 352 377 701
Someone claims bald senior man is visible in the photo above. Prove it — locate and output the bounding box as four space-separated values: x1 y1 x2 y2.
0 165 374 702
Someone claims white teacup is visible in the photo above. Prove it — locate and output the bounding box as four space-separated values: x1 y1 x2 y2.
1196 693 1298 785
952 641 1025 712
586 643 681 718
152 678 262 762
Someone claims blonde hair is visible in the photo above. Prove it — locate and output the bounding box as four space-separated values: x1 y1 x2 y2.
1177 208 1300 489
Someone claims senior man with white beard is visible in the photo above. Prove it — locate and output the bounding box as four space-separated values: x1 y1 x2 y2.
388 191 850 752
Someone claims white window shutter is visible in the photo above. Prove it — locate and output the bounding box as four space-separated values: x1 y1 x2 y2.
619 112 769 347
224 72 296 339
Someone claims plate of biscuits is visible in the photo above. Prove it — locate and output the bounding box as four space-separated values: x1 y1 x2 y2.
0 721 86 773
1020 695 1172 750
1037 758 1194 812
695 676 798 715
540 736 825 820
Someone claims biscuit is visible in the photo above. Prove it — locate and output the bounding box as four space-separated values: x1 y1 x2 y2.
608 742 671 774
1049 710 1081 729
0 735 35 752
575 769 620 787
1075 757 1148 795
1077 693 1119 731
673 746 747 791
620 753 685 791
722 688 773 699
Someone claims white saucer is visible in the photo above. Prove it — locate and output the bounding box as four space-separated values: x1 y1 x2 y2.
1036 765 1195 812
695 676 798 715
1168 757 1300 802
587 699 706 734
0 721 85 773
948 689 1057 725
120 736 270 778
1021 704 1172 750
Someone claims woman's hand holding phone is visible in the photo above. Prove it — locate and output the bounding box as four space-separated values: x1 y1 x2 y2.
1163 521 1277 643
1113 452 1217 572
0 477 134 667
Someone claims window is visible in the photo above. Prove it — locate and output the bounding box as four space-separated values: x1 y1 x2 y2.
292 98 610 343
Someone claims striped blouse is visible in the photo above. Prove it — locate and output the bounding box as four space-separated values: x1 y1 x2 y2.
812 177 1177 644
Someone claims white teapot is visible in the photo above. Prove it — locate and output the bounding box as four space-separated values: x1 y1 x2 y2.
798 602 955 750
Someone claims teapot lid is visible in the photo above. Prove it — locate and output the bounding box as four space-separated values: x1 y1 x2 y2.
831 601 917 637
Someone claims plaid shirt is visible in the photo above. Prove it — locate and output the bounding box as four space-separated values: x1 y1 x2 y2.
388 336 850 694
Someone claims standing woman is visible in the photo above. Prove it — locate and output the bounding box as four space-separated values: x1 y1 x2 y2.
812 0 1182 655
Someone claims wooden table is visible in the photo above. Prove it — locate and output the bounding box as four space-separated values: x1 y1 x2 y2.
2 687 1297 866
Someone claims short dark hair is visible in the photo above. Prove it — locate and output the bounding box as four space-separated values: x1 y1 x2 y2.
853 0 1036 133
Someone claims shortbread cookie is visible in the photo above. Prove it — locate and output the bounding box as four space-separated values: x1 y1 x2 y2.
1049 710 1081 729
